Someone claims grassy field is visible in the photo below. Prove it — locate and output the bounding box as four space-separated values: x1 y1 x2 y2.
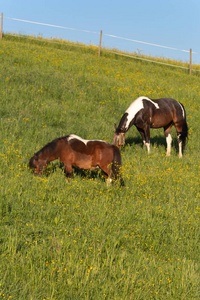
0 34 200 299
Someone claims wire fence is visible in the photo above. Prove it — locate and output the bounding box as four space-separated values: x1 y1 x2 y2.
1 14 200 73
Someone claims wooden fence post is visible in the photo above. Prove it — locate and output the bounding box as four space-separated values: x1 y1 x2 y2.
98 30 102 57
189 48 192 75
0 13 3 40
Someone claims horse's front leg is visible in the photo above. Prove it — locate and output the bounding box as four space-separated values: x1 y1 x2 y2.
166 134 172 156
136 126 150 153
164 125 173 156
63 162 73 181
136 127 146 147
64 170 73 180
145 126 151 153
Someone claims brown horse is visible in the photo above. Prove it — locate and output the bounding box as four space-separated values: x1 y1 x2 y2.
113 96 188 158
29 134 124 186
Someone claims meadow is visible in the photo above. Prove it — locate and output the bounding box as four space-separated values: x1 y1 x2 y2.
0 34 200 299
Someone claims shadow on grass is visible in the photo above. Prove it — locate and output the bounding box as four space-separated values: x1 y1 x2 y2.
44 161 105 181
125 136 166 147
124 135 181 154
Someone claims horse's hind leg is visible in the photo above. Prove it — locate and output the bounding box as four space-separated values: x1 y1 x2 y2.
99 165 113 186
175 123 185 158
176 130 183 158
178 135 183 158
164 124 173 156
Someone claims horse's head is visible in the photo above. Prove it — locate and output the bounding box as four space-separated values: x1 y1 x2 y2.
29 154 45 175
113 125 126 147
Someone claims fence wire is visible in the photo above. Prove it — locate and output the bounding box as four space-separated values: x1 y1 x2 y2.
3 16 200 72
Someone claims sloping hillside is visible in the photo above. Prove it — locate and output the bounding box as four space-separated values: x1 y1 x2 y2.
0 34 200 299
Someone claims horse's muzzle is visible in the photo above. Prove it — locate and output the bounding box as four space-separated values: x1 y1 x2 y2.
113 133 125 147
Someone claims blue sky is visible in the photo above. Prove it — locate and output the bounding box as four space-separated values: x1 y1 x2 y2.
1 0 200 64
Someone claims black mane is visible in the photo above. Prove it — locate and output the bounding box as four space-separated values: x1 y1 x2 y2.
116 113 128 133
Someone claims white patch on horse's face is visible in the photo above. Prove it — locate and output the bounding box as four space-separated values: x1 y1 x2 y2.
68 134 107 145
125 96 159 130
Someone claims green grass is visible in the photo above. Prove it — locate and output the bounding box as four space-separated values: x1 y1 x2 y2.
0 34 200 299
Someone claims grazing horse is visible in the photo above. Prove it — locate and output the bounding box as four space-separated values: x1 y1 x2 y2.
113 96 188 158
29 134 124 186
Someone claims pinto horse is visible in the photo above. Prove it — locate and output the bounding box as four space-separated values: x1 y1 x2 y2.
29 134 124 186
113 96 188 158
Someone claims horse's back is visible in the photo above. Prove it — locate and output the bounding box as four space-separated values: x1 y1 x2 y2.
65 137 114 168
153 98 185 117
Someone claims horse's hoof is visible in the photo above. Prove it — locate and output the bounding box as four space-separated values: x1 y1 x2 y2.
106 178 112 187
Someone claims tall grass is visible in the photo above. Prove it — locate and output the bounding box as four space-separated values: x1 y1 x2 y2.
0 34 200 299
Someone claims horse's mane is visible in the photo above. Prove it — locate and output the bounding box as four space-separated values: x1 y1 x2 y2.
117 113 128 132
35 135 69 156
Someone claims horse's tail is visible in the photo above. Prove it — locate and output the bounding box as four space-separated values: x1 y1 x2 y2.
112 146 125 186
179 103 189 149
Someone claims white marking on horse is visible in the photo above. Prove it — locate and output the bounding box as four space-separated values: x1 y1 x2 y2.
178 102 185 118
125 96 159 130
68 134 107 145
166 134 172 156
68 134 89 145
106 177 112 187
146 142 150 153
177 133 183 158
178 141 183 158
